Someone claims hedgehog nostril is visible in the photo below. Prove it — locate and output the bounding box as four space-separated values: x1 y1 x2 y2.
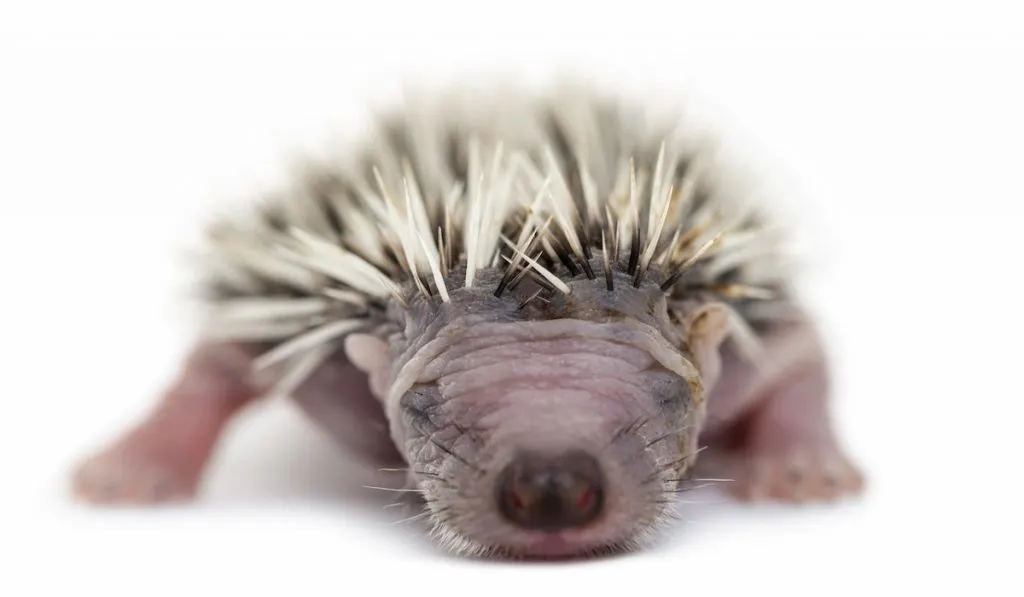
496 450 605 531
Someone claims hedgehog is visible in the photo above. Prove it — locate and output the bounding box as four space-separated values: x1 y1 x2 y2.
70 81 865 559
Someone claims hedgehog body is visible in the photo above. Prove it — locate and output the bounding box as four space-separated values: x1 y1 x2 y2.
72 82 864 560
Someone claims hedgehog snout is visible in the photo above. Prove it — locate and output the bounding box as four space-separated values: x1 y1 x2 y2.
495 449 605 532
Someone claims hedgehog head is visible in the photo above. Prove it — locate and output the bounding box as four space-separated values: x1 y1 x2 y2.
345 262 736 559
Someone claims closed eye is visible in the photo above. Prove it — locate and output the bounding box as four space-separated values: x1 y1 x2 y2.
400 388 442 434
646 370 692 412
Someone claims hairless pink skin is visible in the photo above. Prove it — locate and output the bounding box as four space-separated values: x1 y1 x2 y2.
70 317 862 506
72 343 402 503
72 343 260 503
697 322 864 501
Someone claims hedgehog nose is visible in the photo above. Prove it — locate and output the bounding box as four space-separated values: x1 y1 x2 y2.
496 450 605 531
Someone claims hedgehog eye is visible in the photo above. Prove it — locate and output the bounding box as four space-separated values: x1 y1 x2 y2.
400 385 442 434
401 402 433 432
657 393 689 413
658 394 681 410
650 372 693 412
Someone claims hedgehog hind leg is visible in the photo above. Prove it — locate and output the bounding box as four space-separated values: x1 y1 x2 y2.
696 320 866 503
71 342 265 504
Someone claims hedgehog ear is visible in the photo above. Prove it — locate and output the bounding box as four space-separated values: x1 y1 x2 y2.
684 302 733 383
344 333 392 401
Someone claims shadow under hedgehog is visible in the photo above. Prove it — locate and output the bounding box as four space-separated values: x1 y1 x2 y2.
71 81 865 559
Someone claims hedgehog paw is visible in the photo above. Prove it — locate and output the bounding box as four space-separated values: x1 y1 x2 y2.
71 444 202 505
727 444 864 503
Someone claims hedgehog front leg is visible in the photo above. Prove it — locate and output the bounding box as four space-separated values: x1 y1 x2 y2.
71 343 264 504
696 318 865 503
288 335 403 468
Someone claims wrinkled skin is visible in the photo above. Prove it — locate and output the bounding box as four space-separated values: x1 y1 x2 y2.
71 270 864 558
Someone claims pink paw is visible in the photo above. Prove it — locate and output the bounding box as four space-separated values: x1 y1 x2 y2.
728 445 865 503
71 448 199 505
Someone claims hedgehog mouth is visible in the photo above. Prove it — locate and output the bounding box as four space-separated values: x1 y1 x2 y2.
426 516 662 561
513 523 646 559
514 534 633 560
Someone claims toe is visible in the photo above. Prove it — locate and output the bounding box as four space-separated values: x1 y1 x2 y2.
71 451 195 505
726 449 865 504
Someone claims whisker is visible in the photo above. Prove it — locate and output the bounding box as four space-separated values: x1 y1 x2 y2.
644 423 696 449
392 509 433 525
362 485 424 493
673 484 727 494
608 414 654 446
663 478 727 490
641 447 707 486
428 436 484 474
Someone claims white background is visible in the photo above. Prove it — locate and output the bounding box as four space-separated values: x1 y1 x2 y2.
3 1 1022 595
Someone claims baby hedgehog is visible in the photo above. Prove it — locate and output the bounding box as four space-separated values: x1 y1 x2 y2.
71 82 865 559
